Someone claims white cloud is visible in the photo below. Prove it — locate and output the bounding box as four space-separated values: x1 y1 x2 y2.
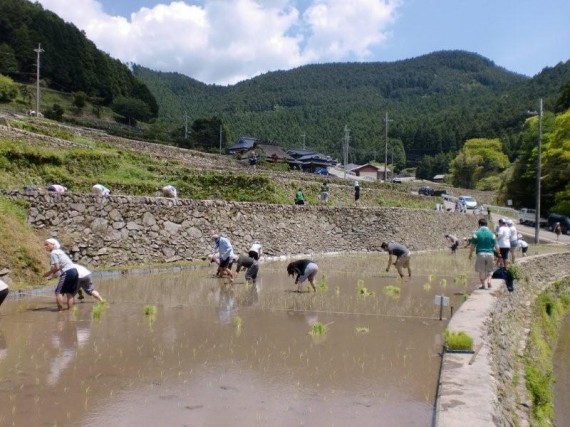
36 0 402 85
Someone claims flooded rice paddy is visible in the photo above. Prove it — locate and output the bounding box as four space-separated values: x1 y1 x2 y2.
0 253 481 426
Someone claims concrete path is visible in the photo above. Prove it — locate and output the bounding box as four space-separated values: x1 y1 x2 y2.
435 279 505 426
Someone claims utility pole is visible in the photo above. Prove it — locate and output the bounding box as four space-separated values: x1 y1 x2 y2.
184 111 188 139
343 125 350 179
383 112 393 181
301 132 306 150
34 44 44 115
534 99 543 244
219 124 223 155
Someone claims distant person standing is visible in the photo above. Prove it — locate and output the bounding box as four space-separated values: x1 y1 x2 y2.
320 181 330 204
381 242 412 279
287 259 319 292
507 219 519 262
554 222 562 241
161 185 178 199
354 181 360 206
47 184 67 193
468 218 497 290
92 184 111 196
295 188 305 205
248 239 263 261
496 218 511 267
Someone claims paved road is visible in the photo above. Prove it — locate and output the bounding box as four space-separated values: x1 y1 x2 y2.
439 199 570 245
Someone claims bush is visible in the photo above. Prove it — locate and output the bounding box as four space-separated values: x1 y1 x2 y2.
0 74 18 102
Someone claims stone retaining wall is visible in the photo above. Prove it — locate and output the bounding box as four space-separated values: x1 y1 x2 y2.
4 190 481 268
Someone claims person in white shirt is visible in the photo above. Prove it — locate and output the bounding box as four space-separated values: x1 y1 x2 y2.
74 264 105 302
43 238 78 311
248 240 263 260
495 218 511 267
161 185 177 199
92 184 111 196
518 238 529 257
506 219 519 262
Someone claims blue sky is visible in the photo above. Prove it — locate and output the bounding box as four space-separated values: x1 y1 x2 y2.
35 0 570 85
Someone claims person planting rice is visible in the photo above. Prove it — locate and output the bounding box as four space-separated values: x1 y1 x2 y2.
287 259 319 292
212 234 236 283
43 238 78 311
381 241 412 279
235 254 259 285
74 264 105 303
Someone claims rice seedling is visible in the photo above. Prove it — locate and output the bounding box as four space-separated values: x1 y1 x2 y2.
454 273 468 286
334 286 340 296
423 283 431 291
356 278 374 297
318 276 329 292
233 316 243 329
358 287 374 297
440 278 448 288
309 321 328 336
383 285 400 298
428 274 435 283
355 326 370 335
144 305 157 316
91 301 107 320
444 330 474 351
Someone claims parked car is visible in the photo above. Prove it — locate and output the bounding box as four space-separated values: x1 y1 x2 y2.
458 195 477 209
314 168 329 176
418 186 434 196
519 208 547 227
547 213 570 234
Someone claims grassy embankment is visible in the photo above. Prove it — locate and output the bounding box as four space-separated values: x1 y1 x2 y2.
524 278 570 426
0 118 438 288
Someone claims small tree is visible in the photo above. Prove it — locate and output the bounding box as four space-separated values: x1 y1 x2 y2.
73 91 87 110
44 103 64 121
0 74 18 103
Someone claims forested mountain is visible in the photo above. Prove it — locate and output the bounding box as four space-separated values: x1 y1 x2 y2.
0 0 157 117
133 52 570 164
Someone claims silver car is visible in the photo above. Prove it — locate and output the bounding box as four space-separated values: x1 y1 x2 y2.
458 195 477 209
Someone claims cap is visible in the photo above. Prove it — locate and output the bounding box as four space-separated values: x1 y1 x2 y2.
212 234 219 241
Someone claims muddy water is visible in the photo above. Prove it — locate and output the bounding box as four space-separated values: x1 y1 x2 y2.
554 316 570 425
0 253 477 426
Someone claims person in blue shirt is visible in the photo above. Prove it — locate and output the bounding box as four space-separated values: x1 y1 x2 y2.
212 235 236 283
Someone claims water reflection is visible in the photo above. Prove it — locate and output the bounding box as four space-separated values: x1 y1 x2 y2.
47 314 78 386
0 253 479 426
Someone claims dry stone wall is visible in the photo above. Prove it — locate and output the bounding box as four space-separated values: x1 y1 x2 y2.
4 190 482 268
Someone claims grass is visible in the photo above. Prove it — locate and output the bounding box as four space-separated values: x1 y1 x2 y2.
444 330 474 351
524 279 570 426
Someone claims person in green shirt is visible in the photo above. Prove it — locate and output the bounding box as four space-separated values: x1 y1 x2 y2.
468 218 498 289
295 188 305 205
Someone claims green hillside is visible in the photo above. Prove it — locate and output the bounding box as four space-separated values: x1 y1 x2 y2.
133 52 570 164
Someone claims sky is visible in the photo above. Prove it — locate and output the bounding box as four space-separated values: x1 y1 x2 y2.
34 0 570 86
